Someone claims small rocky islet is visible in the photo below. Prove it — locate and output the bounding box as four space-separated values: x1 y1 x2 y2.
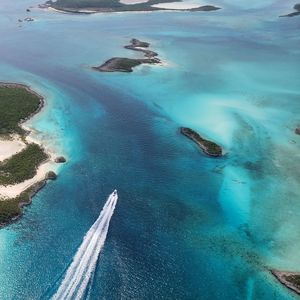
180 127 223 157
46 171 57 180
280 3 300 17
271 270 300 295
55 156 67 163
93 38 161 73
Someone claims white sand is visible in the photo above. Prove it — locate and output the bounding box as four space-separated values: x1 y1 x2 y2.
0 161 57 199
0 87 62 200
0 123 63 199
0 137 26 162
0 133 59 199
119 0 149 4
152 1 203 9
47 7 98 13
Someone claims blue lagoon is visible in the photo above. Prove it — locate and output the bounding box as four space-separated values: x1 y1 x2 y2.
0 0 299 299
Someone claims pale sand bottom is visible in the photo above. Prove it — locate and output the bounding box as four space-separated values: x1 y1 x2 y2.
0 138 26 162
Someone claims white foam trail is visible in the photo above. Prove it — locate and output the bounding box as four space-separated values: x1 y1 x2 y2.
52 191 118 300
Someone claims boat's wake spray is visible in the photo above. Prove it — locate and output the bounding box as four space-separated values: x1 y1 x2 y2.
51 190 118 300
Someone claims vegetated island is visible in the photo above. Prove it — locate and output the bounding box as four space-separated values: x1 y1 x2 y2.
0 83 65 227
41 0 221 14
93 38 161 73
280 3 300 17
271 270 300 295
180 127 223 157
295 126 300 135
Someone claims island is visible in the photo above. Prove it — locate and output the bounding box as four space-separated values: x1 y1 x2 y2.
180 127 223 157
295 127 300 135
41 0 220 14
271 270 300 295
280 3 300 17
55 156 67 163
0 83 64 227
93 38 161 73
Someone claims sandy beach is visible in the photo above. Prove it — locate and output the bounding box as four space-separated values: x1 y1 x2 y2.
152 1 205 9
0 83 61 200
0 161 57 199
47 7 98 13
119 0 149 4
0 137 26 162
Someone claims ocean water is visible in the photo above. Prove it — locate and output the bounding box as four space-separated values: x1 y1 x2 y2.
0 0 299 299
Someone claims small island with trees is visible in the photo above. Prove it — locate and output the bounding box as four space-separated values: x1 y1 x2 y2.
271 270 300 295
0 83 65 227
93 38 161 73
180 127 223 157
42 0 221 14
280 3 300 17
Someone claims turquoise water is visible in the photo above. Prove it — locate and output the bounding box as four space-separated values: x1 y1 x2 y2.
0 0 299 299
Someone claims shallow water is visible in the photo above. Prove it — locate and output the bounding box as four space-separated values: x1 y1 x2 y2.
0 0 299 299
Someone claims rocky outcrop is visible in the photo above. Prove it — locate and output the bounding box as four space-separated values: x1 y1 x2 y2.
271 270 300 295
55 156 67 163
46 171 57 180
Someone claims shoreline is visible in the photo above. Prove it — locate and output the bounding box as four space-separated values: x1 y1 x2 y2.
271 270 300 295
93 38 162 72
0 82 62 224
42 4 220 14
0 136 26 162
0 82 45 135
180 127 223 157
0 179 48 228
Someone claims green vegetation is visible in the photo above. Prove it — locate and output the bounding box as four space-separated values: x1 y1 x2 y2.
130 38 150 48
109 58 143 71
46 0 220 12
0 181 46 226
272 270 300 295
180 127 223 157
0 198 20 225
95 57 147 72
281 3 300 17
48 0 176 11
0 143 48 185
0 85 41 135
55 156 67 163
0 84 52 227
0 84 47 187
46 171 57 180
94 39 161 72
285 275 300 290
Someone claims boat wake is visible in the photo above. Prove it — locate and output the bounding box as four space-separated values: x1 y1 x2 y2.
51 190 118 300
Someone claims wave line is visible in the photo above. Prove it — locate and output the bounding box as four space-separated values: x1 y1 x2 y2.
51 190 118 300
